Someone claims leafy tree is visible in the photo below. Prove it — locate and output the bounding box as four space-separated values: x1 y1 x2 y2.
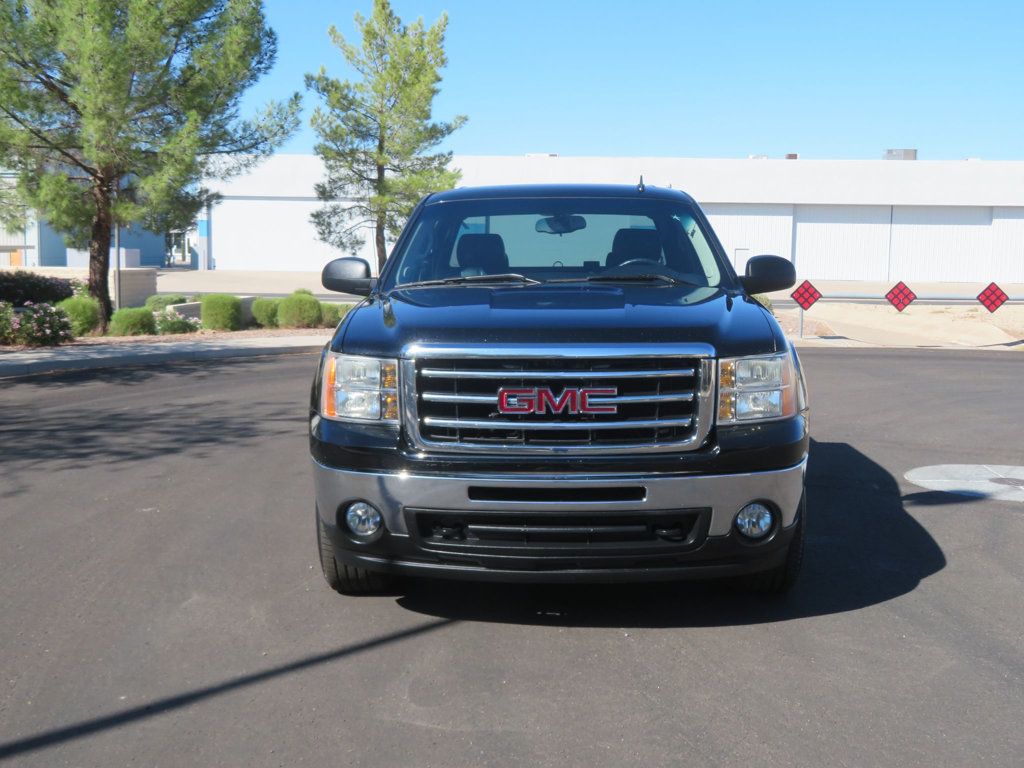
306 0 465 272
0 0 300 328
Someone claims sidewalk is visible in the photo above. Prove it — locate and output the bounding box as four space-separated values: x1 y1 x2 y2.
0 335 327 378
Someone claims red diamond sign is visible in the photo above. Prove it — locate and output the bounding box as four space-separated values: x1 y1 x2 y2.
791 280 822 310
885 281 917 312
977 282 1008 313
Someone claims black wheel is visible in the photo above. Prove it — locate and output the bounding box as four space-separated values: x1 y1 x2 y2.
316 509 393 595
745 496 805 595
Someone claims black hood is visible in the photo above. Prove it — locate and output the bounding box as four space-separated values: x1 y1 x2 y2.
334 284 783 358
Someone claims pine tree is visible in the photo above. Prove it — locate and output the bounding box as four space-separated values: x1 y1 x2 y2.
0 0 300 328
306 0 465 272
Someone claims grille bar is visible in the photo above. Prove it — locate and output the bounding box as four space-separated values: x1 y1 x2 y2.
420 367 695 379
423 416 693 431
422 392 694 405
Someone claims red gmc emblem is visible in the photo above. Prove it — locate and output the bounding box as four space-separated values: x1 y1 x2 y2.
497 387 618 415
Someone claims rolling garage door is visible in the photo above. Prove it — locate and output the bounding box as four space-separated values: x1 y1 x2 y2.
890 206 996 282
702 204 793 273
793 205 891 280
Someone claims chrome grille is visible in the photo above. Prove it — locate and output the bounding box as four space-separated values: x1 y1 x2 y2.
402 345 715 454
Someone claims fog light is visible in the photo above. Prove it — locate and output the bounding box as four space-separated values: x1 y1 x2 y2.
735 503 774 539
345 502 382 537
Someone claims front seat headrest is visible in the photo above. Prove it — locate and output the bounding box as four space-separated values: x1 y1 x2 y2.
606 228 662 268
456 234 509 273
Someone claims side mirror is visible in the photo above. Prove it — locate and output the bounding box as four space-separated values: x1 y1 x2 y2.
740 255 796 295
322 257 376 296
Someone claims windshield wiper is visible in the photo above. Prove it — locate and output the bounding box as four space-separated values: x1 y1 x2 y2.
399 273 541 288
577 273 703 287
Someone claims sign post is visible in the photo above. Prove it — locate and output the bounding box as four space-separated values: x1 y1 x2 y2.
790 280 822 339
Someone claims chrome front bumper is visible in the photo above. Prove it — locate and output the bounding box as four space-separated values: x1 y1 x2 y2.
312 459 807 538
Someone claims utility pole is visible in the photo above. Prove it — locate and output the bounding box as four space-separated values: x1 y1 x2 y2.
113 178 123 311
113 220 122 311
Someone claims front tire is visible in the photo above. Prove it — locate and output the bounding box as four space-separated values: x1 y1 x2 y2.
316 509 393 595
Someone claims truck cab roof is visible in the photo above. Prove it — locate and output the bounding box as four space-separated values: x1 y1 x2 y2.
425 183 698 206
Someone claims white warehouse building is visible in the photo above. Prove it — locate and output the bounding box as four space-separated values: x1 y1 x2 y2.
201 154 1024 283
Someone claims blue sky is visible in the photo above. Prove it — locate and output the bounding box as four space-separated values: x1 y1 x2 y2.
246 0 1024 160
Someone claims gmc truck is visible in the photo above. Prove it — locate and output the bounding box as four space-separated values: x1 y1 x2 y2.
310 184 809 595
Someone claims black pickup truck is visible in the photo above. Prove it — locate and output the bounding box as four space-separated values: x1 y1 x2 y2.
310 184 809 595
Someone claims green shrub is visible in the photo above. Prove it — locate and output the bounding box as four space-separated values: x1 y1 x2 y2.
16 302 73 345
145 293 187 312
109 307 157 336
0 270 76 305
320 302 352 328
58 295 102 336
156 310 201 335
293 288 314 295
200 293 242 331
278 292 322 328
751 293 773 315
0 301 17 343
251 297 281 328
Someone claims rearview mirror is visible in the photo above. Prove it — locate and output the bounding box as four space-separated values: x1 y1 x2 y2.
740 255 796 295
322 257 376 296
536 214 587 235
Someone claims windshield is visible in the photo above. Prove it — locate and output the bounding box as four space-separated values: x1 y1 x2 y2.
383 196 733 290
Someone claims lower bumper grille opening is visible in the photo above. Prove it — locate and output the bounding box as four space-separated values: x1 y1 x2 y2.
408 509 709 564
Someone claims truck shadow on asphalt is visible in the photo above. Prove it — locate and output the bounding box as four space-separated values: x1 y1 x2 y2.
395 439 951 627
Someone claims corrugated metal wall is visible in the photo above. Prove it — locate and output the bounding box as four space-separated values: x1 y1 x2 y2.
990 208 1024 283
211 198 378 272
0 221 27 248
702 202 1024 282
702 203 793 273
793 205 891 280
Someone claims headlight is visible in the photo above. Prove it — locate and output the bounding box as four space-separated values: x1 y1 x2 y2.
321 353 399 423
717 351 799 423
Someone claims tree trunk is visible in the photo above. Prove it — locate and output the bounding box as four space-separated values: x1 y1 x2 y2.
88 184 113 331
374 211 387 274
374 158 387 273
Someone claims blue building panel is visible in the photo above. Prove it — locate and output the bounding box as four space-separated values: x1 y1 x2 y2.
36 220 166 267
38 222 69 267
119 225 166 267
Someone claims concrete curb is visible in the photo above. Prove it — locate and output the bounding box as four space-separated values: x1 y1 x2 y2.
0 341 326 379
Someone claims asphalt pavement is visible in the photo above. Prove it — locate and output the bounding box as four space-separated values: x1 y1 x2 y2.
1 350 1022 767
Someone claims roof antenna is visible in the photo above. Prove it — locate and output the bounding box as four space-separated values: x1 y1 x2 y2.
637 175 645 193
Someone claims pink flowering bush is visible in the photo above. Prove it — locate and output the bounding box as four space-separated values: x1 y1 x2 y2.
15 301 74 346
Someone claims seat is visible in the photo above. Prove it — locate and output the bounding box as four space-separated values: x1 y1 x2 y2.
606 228 662 268
456 234 509 274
